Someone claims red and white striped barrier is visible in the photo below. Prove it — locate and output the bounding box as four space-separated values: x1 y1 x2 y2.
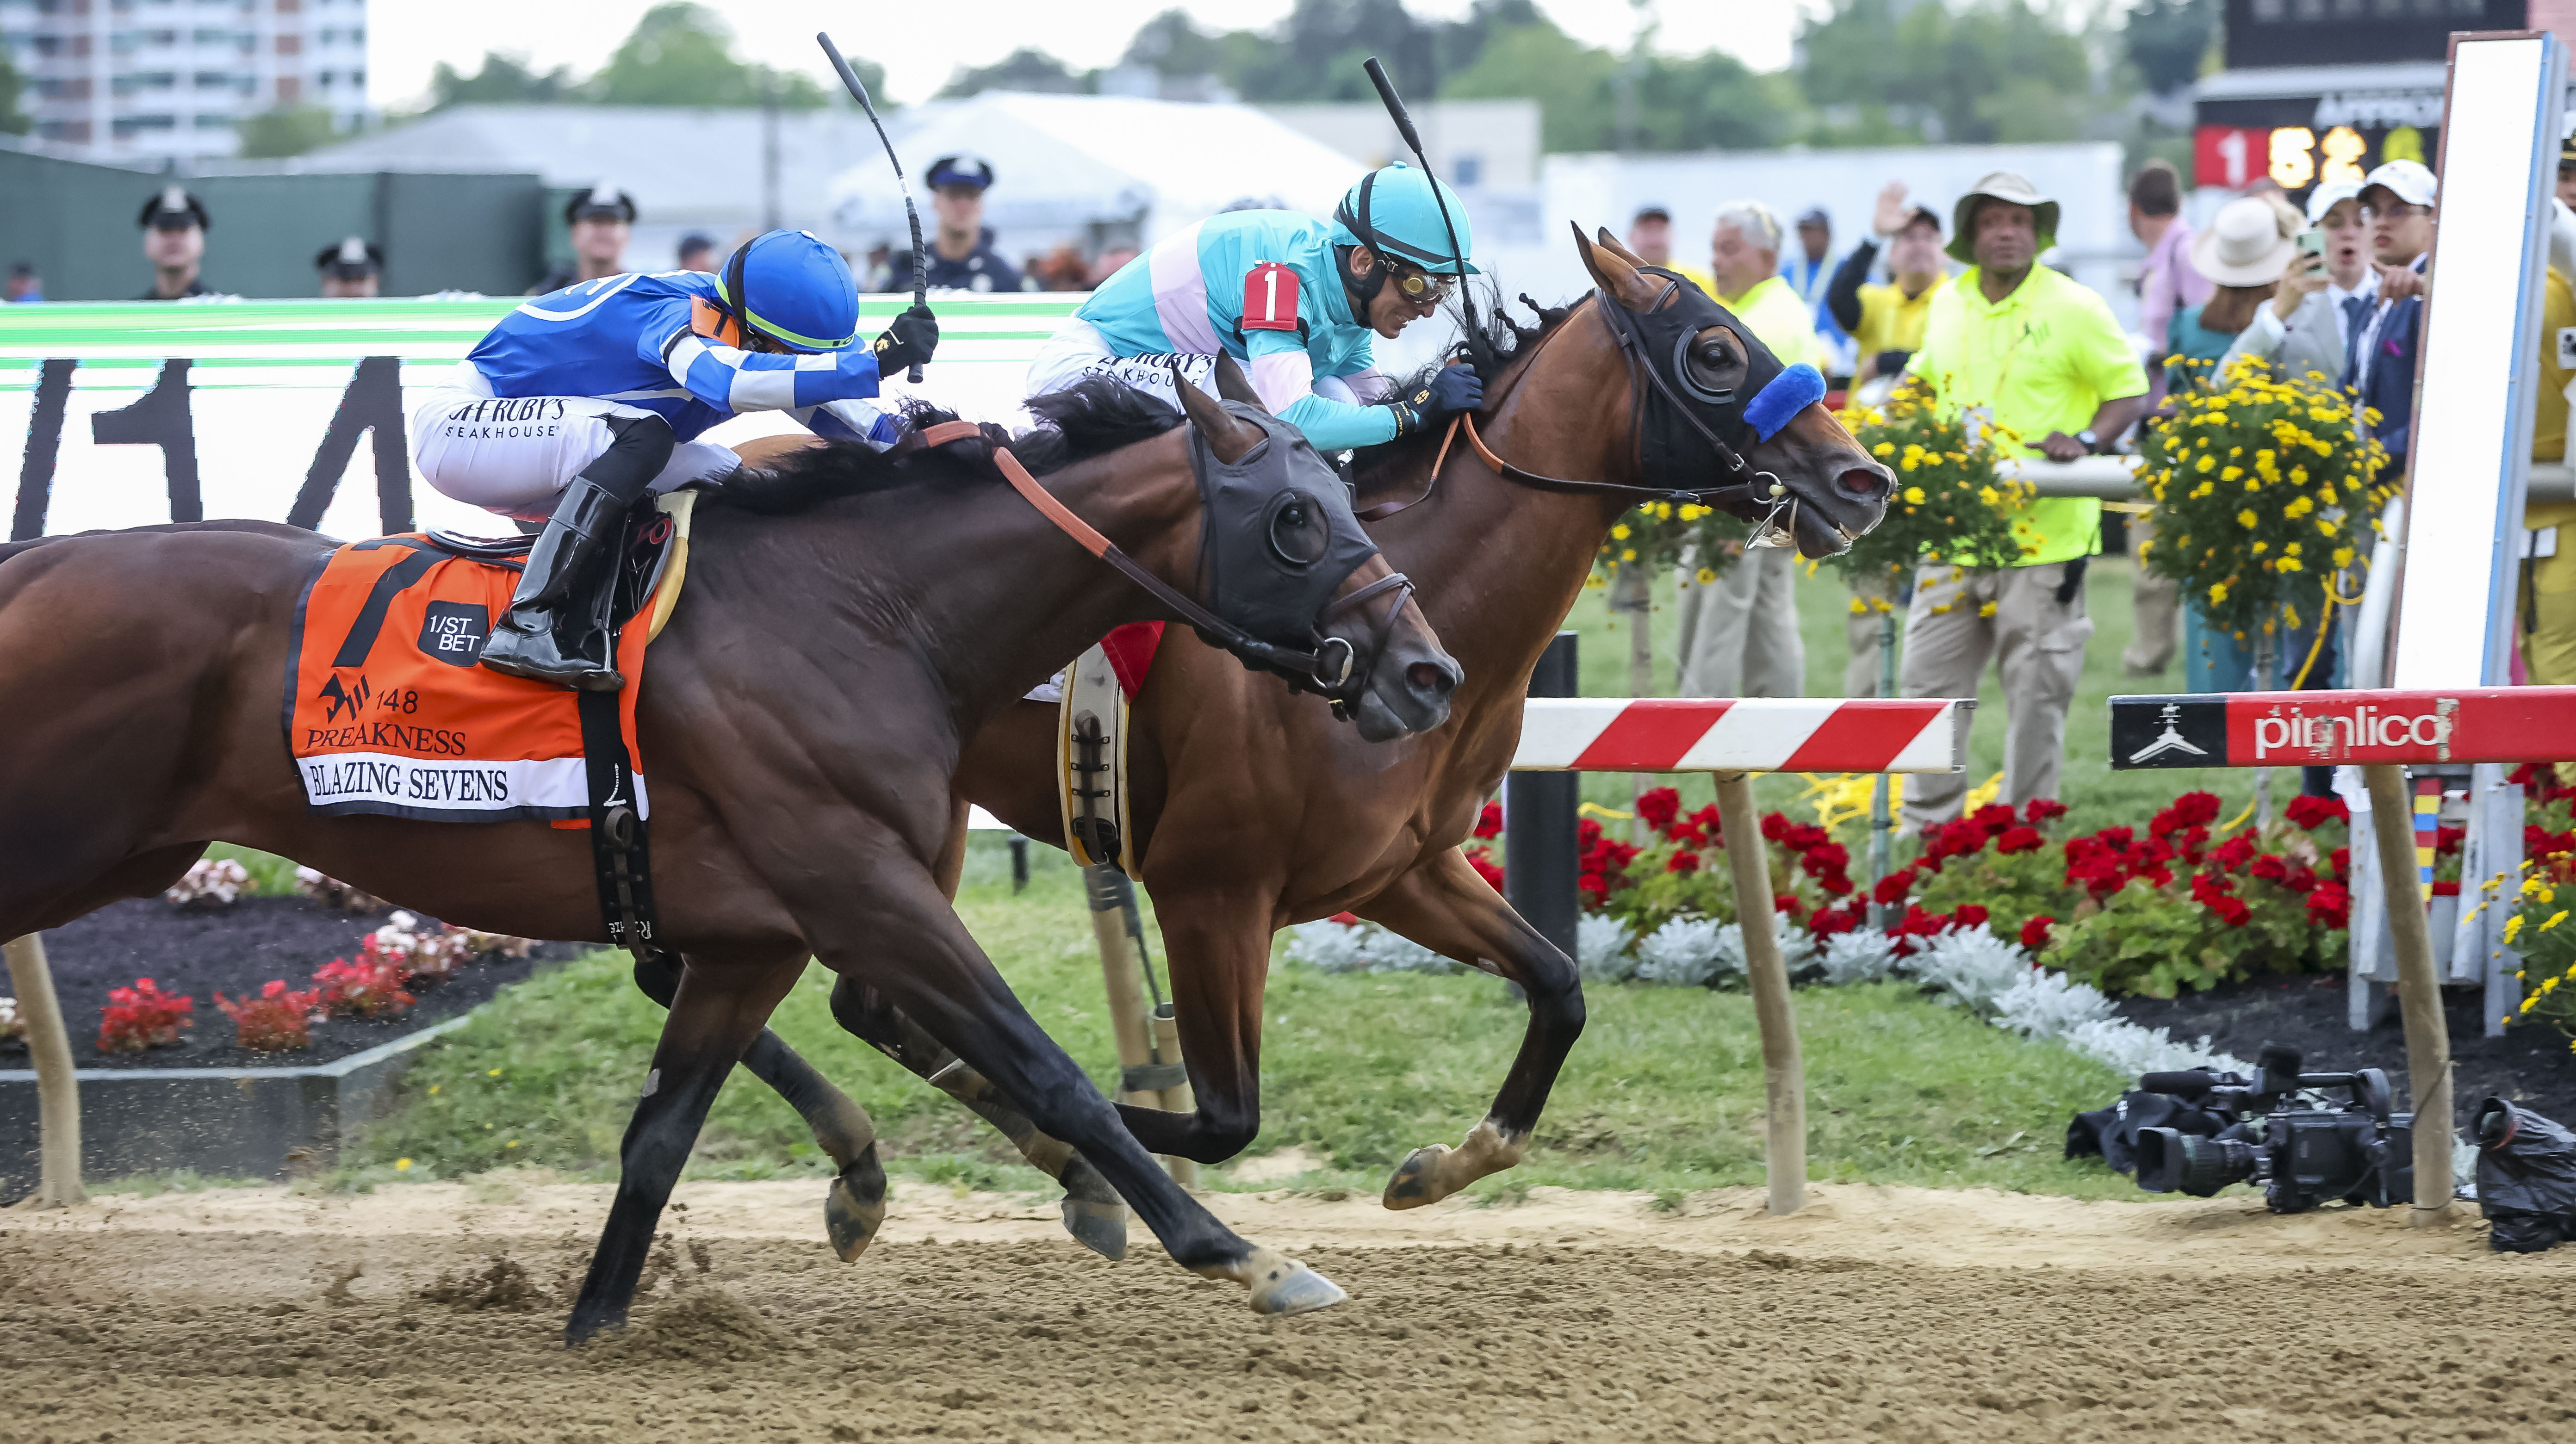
2109 688 2576 769
1510 697 1972 775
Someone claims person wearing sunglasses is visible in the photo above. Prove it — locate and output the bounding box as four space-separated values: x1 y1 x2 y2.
1025 163 1484 452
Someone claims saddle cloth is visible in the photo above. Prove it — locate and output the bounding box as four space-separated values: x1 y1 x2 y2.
284 496 691 824
1056 621 1165 876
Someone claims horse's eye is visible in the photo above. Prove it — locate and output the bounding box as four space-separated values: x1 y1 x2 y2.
1267 492 1330 566
1685 334 1738 392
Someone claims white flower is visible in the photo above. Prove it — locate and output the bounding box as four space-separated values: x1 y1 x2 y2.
1576 915 1638 982
1906 923 2033 1015
1283 920 1372 974
162 857 250 909
2055 1017 2248 1078
1635 918 1728 986
1990 969 2117 1041
1813 928 1898 985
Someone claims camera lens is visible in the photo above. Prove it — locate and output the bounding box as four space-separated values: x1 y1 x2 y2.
2136 1128 2259 1196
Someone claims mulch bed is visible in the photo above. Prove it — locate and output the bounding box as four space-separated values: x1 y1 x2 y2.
2117 972 2576 1130
2 896 580 1072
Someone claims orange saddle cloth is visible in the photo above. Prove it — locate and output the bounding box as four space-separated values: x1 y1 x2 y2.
285 535 658 824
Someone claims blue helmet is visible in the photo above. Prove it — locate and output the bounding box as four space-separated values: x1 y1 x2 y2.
716 229 861 353
1328 163 1478 278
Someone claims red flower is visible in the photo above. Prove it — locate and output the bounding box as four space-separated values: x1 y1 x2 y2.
1688 805 1726 846
2019 915 2055 951
2329 846 2350 880
2306 881 2352 929
1637 787 1681 837
1808 904 1862 937
1969 803 2019 837
1665 849 1701 875
97 977 193 1053
1953 903 1990 929
1800 841 1850 876
1464 846 1505 892
1815 872 1855 898
2283 794 2349 830
1473 801 1502 840
2024 798 2068 824
1996 825 2043 855
1759 811 1791 843
2249 853 2288 884
2430 880 2461 897
2435 824 2465 857
2209 835 2256 872
2170 791 2222 828
1775 894 1807 918
1872 867 1918 905
2212 896 2252 927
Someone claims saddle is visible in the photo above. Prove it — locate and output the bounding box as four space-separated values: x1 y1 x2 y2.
1057 621 1165 877
285 492 696 957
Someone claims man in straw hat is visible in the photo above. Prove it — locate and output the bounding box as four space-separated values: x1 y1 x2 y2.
1894 170 2148 829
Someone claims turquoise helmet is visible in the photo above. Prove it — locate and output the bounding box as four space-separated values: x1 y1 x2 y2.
716 229 861 353
1329 163 1478 278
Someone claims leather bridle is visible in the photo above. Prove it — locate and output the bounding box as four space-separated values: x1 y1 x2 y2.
916 420 1415 711
1358 283 1804 541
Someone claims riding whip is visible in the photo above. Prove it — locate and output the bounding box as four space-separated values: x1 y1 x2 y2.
1360 56 1490 373
817 32 925 381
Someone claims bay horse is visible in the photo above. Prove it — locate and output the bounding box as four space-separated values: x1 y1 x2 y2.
726 228 1896 1249
0 378 1459 1337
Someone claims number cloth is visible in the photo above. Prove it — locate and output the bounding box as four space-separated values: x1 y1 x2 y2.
285 536 658 824
1903 265 2149 568
1056 211 1396 451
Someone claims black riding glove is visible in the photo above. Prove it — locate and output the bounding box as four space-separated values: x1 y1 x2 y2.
872 304 938 373
1384 363 1484 437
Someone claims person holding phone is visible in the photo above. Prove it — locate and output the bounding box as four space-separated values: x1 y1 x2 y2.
2219 179 2376 384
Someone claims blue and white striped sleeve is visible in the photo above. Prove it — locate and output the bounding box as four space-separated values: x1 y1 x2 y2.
795 399 905 451
653 328 885 415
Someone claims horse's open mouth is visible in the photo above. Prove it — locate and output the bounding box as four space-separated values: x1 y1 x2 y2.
1749 498 1863 558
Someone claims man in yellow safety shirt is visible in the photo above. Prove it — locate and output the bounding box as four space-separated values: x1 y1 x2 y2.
2521 248 2576 721
1895 171 2149 827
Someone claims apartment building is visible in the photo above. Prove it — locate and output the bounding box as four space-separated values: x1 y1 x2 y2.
0 0 369 163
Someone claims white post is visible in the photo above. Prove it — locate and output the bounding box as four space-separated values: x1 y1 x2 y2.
4 935 86 1209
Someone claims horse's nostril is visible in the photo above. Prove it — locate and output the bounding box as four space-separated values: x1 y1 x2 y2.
1407 660 1457 697
1838 466 1889 498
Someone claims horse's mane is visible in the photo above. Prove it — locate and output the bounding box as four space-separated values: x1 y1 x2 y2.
1349 292 1582 493
707 377 1185 515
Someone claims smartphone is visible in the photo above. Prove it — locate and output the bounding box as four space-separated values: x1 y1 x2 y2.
2295 227 2327 256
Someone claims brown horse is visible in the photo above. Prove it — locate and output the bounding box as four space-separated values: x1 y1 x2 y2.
0 379 1458 1338
722 227 1895 1246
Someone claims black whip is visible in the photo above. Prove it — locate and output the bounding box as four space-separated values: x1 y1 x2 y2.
817 32 925 381
1360 56 1490 374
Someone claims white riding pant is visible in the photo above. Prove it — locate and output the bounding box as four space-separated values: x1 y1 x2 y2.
410 364 740 522
1024 318 1374 411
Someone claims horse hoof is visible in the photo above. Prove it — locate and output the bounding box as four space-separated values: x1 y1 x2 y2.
826 1163 887 1264
1248 1258 1347 1317
1061 1198 1130 1260
1382 1144 1450 1210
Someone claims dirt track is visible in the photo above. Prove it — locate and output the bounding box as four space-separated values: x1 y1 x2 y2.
5 1179 2574 1443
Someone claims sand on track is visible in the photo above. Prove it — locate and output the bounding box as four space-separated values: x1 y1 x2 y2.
5 1178 2574 1443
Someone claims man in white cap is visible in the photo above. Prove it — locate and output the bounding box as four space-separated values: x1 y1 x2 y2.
2347 158 2436 479
1895 170 2148 827
2220 178 2376 385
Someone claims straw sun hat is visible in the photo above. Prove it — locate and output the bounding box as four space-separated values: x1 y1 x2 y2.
2189 194 2301 287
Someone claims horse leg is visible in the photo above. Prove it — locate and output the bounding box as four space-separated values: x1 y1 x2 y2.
826 977 1129 1259
1105 887 1273 1165
627 950 888 1262
801 864 1339 1315
565 948 805 1345
1357 847 1586 1208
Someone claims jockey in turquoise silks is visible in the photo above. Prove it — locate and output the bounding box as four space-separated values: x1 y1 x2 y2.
1026 163 1484 450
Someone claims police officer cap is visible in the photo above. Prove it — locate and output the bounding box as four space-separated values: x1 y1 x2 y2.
565 185 638 225
315 236 382 277
139 185 208 231
926 155 995 192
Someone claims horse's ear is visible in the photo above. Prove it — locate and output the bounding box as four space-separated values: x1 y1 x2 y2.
1170 361 1262 464
1593 227 1649 268
1572 222 1667 312
1210 352 1267 412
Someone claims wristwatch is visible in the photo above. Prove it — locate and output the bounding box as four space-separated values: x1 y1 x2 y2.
2076 428 2101 454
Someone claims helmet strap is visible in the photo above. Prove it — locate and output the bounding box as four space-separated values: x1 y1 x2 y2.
1336 244 1387 311
722 239 756 346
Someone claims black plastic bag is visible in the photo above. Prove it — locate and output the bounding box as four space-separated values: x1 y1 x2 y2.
2473 1096 2576 1254
2068 1086 2241 1176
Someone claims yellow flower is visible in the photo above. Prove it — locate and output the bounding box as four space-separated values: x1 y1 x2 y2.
2546 910 2569 931
1978 486 2000 507
1978 601 1999 618
2253 541 2268 556
1696 567 1717 584
1611 524 1631 540
1903 486 1927 505
1930 602 1954 614
2283 542 2302 556
1872 441 1895 457
1620 548 1637 561
1850 597 1869 615
2332 546 2355 568
2208 582 2229 604
1652 502 1673 520
2196 454 2216 474
2221 466 2244 482
1680 504 1708 521
396 1158 414 1172
2546 976 2561 994
2237 508 2259 528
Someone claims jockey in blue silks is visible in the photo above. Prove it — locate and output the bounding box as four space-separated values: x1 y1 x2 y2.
414 229 939 689
1026 163 1484 451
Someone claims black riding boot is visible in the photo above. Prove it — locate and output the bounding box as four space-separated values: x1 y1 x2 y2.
480 412 672 690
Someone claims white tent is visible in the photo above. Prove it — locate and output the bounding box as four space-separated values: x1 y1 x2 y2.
827 91 1368 264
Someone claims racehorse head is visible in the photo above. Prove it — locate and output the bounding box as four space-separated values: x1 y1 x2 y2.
1172 364 1460 742
1573 226 1892 558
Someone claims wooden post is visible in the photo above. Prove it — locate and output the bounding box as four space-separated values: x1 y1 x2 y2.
1082 866 1194 1186
1615 567 1655 832
1714 772 1805 1215
2362 763 2455 1224
4 934 86 1209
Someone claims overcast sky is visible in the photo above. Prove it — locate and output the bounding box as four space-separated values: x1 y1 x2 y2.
366 0 1811 113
